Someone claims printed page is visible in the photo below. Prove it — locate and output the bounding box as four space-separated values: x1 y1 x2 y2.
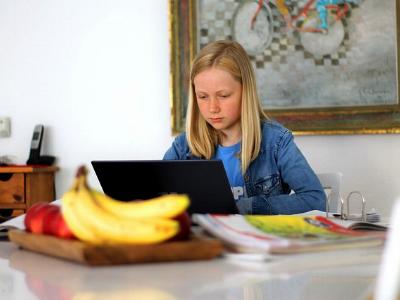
0 214 25 230
193 214 386 254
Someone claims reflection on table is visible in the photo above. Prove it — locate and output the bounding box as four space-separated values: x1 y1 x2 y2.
0 241 382 300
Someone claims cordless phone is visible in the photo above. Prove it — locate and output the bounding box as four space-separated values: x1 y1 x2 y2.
26 125 55 165
27 125 44 165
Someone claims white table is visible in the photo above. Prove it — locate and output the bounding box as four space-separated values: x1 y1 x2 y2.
0 240 382 300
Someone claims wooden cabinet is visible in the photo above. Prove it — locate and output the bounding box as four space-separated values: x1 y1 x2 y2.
0 166 58 216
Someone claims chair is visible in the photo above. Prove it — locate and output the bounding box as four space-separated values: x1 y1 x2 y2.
317 172 343 213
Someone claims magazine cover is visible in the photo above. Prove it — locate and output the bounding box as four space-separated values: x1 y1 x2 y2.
193 214 386 254
245 215 365 238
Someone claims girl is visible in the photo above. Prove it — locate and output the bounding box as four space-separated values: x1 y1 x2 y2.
164 40 326 215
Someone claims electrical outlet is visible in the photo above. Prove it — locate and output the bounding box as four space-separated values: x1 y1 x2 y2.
0 117 11 137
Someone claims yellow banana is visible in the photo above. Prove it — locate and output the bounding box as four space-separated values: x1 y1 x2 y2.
61 177 99 243
61 166 180 244
62 189 99 243
92 192 190 219
75 184 179 244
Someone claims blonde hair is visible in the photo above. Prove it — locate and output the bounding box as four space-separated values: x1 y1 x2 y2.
186 40 267 174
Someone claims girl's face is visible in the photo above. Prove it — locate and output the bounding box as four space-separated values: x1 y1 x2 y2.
193 67 242 143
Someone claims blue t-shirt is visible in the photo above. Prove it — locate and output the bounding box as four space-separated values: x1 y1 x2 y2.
213 142 246 201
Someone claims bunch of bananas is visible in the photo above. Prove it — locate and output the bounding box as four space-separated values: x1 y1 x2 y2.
61 166 190 245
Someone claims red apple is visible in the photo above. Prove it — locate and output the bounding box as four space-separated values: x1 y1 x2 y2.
51 210 75 239
30 204 59 234
28 204 75 239
42 206 61 235
170 212 191 241
24 202 49 232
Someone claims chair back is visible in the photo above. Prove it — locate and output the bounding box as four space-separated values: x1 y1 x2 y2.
317 172 343 213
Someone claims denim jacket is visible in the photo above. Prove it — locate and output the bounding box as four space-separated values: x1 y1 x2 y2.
163 120 326 215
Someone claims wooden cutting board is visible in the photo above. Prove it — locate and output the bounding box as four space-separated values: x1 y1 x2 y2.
8 230 224 266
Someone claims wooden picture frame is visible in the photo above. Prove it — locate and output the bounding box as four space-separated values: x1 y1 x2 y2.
169 0 400 135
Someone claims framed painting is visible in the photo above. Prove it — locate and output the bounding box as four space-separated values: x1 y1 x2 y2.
169 0 400 135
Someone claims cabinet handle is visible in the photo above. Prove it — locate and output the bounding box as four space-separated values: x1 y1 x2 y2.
13 194 23 202
0 173 13 181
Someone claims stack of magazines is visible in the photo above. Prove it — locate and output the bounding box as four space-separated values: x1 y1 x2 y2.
192 214 387 254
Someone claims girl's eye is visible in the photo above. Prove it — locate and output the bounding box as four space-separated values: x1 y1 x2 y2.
197 95 208 100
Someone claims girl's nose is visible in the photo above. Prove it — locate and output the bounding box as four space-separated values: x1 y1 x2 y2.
209 98 220 113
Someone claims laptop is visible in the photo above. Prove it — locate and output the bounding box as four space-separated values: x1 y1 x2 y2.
91 160 239 214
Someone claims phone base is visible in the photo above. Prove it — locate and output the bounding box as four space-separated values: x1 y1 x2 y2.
26 155 56 166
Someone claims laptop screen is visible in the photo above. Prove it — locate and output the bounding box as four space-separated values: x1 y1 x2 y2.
91 160 239 214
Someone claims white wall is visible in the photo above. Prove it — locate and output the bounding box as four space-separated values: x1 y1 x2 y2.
0 1 399 218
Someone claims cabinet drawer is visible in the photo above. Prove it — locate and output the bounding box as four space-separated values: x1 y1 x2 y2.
0 173 25 203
